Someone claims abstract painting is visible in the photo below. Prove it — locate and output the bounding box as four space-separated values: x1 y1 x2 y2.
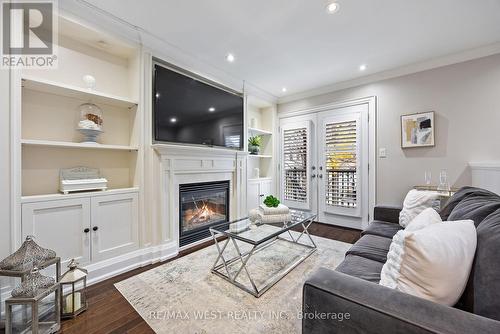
401 111 435 148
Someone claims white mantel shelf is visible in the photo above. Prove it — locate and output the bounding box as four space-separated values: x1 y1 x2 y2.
152 143 248 158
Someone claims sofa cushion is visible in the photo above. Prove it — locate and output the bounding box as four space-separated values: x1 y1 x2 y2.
346 235 392 263
440 186 499 220
335 255 383 283
458 209 500 320
362 220 403 239
447 192 500 226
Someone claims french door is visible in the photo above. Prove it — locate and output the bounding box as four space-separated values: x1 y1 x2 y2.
280 104 369 229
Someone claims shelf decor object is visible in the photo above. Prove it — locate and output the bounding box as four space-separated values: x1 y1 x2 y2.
77 103 103 143
60 259 88 319
59 167 108 194
5 270 60 334
248 135 262 155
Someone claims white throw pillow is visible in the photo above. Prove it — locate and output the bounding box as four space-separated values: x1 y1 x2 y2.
380 220 477 306
404 208 442 232
399 189 440 228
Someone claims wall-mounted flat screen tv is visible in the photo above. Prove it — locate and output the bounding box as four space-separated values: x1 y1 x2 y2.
153 63 244 149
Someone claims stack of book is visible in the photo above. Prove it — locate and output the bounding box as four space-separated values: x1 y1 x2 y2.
258 204 291 223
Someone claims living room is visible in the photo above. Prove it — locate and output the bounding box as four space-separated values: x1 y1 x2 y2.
1 0 500 333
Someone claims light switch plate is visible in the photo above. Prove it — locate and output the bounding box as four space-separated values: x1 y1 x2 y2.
379 147 387 158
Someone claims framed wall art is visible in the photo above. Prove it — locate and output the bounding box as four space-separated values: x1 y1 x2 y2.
401 111 435 148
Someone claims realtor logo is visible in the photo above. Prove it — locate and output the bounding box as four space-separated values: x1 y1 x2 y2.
1 0 58 68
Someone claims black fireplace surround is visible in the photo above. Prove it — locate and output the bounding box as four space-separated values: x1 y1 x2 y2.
179 180 230 247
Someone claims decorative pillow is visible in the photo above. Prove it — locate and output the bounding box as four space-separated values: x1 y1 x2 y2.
399 189 440 228
380 220 477 306
404 208 442 233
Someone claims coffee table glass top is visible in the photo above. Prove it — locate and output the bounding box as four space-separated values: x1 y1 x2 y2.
210 209 316 245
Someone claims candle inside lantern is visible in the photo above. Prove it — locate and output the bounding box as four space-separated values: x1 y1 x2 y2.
64 292 81 313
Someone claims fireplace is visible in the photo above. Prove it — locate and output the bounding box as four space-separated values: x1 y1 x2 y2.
179 180 230 247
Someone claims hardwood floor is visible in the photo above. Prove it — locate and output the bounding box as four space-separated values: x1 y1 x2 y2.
1 223 360 334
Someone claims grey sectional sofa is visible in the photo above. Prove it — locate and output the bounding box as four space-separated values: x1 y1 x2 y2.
302 187 500 334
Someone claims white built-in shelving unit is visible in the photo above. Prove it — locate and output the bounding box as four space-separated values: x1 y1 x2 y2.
246 96 277 209
10 16 144 268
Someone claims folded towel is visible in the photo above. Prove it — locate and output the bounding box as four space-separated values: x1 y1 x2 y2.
259 204 290 215
257 212 292 224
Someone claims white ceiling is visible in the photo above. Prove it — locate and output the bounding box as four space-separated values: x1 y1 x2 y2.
84 0 500 99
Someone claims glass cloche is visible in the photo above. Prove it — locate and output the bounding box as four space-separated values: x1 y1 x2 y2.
77 103 103 143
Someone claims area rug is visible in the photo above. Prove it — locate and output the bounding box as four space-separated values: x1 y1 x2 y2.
115 233 351 334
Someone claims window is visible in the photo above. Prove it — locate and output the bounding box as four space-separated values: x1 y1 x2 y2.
283 127 308 202
325 120 357 208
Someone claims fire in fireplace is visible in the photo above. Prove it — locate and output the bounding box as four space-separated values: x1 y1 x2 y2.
179 181 230 246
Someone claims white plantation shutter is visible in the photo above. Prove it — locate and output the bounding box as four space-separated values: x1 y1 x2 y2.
283 127 308 203
325 120 358 208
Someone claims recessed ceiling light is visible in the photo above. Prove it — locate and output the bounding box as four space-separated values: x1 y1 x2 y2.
281 87 287 93
359 64 367 71
326 2 339 14
226 53 235 62
170 117 177 123
208 107 216 112
155 92 160 98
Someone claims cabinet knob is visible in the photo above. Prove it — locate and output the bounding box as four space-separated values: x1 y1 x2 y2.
92 226 99 232
84 228 90 233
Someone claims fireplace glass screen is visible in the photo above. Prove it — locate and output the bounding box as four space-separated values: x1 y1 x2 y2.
179 181 229 246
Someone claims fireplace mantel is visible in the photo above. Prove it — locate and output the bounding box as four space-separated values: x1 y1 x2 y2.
153 143 248 251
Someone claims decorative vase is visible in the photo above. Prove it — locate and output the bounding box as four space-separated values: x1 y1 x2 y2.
248 144 260 155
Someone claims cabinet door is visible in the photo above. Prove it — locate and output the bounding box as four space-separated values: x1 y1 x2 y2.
90 192 139 262
259 180 272 204
22 198 91 267
247 180 260 211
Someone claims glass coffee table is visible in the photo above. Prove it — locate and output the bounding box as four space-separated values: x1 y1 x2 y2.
209 210 317 297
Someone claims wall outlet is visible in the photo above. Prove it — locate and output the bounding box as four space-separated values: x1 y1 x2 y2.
379 147 387 158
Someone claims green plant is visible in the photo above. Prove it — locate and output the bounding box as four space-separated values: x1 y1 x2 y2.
263 195 280 208
248 135 262 147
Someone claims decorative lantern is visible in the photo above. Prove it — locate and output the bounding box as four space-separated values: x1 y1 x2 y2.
5 267 60 334
77 103 103 143
0 236 60 329
60 259 88 319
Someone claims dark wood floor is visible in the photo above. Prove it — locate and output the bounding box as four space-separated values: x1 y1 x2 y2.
1 223 361 334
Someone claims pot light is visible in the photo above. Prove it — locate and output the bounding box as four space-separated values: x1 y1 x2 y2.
170 117 177 123
208 107 216 112
281 87 287 93
359 64 367 71
326 2 339 14
226 53 235 63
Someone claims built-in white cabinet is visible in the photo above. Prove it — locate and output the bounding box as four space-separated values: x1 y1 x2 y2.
90 192 139 261
21 189 139 267
21 197 91 266
247 178 272 210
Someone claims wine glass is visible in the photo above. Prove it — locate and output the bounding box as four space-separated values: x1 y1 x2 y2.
424 171 432 188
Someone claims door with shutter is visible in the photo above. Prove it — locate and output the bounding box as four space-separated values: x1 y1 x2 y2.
317 104 369 227
279 118 315 211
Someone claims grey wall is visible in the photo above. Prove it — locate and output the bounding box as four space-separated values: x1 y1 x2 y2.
278 54 500 205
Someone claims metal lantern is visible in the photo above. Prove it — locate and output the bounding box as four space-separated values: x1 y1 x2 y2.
5 267 60 334
60 259 88 319
0 236 60 329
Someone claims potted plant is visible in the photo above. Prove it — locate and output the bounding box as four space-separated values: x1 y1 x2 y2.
248 135 262 155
